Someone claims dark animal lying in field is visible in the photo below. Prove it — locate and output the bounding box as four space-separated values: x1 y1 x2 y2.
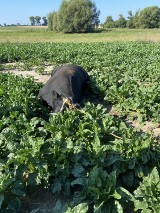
38 64 90 112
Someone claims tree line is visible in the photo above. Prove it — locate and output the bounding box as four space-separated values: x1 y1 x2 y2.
1 0 159 31
104 6 160 29
0 16 48 27
29 16 47 26
47 0 160 33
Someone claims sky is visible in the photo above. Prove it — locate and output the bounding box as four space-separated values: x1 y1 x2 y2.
0 0 160 25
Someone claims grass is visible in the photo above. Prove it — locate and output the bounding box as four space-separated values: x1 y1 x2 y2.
0 26 160 43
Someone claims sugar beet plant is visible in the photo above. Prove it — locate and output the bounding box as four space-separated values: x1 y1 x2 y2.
0 73 160 212
0 42 159 122
0 41 160 212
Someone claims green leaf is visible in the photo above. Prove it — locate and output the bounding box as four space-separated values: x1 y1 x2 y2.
94 201 105 213
52 182 62 193
134 200 149 211
88 186 100 196
73 191 86 204
71 203 88 213
72 165 85 178
66 138 73 149
52 200 63 213
94 134 100 146
150 167 159 184
71 177 86 186
113 200 123 213
112 191 121 200
117 187 133 201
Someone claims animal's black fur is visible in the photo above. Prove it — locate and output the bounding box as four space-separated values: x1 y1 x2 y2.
38 64 90 112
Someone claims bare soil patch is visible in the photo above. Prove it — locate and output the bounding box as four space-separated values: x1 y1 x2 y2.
109 106 160 139
5 69 50 83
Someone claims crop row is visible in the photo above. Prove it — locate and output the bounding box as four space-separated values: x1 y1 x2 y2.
0 42 160 122
0 72 160 212
0 42 160 212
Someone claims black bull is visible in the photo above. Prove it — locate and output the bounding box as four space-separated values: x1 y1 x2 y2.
38 64 90 112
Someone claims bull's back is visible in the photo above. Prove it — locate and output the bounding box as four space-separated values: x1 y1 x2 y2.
38 64 90 109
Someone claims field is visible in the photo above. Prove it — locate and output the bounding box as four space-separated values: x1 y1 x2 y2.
0 28 160 212
0 26 160 43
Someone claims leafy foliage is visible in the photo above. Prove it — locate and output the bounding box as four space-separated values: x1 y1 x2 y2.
104 6 160 29
49 0 100 33
138 6 160 28
0 42 159 122
0 42 160 212
133 167 160 212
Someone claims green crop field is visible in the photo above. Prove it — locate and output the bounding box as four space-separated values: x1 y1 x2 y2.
0 30 160 212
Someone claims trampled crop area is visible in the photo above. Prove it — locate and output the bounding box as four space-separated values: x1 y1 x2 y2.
0 42 160 212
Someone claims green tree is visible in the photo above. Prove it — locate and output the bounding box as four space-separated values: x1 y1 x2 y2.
91 2 100 28
42 16 47 26
47 12 54 30
126 10 135 28
48 0 100 33
115 14 127 28
132 10 141 28
104 16 115 28
35 16 41 25
29 16 35 26
48 12 60 31
52 12 60 31
138 6 160 28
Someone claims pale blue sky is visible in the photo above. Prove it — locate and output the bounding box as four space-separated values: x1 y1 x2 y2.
0 0 160 25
